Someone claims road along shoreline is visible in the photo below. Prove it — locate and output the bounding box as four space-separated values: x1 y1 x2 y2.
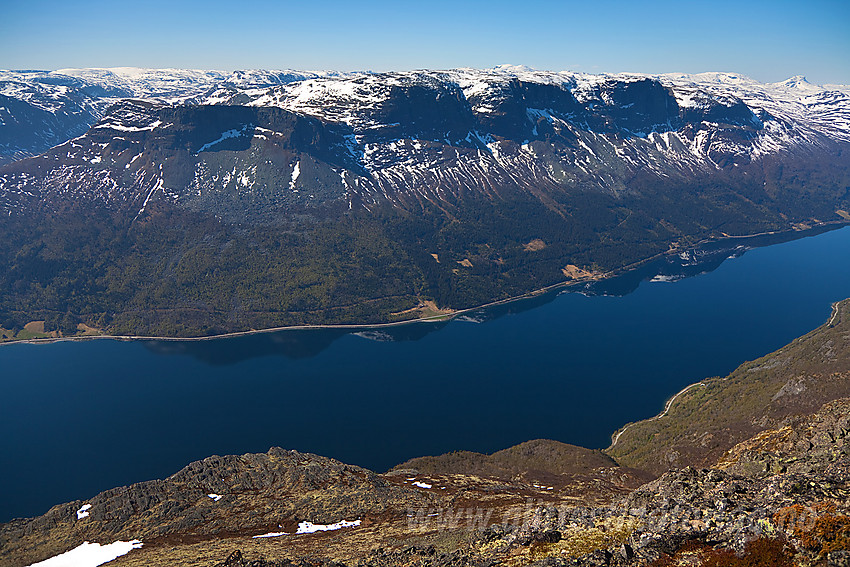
3 221 847 348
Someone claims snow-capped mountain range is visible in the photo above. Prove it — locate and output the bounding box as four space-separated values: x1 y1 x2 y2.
1 65 849 217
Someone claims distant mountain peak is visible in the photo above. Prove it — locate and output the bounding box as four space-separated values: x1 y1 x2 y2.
492 63 539 73
783 74 809 84
777 74 814 90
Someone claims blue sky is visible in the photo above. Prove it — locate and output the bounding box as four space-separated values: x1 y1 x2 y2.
2 0 849 84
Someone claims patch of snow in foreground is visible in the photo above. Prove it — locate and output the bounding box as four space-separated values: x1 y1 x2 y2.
207 493 222 502
76 504 91 519
412 481 432 489
27 540 143 567
252 531 288 538
296 519 361 534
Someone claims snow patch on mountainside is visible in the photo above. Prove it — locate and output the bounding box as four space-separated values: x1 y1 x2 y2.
196 125 251 153
289 161 301 190
26 540 143 567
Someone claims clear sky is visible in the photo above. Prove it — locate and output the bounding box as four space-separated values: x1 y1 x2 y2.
2 0 849 85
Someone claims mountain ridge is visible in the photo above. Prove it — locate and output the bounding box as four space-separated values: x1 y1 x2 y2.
1 66 849 338
3 66 849 170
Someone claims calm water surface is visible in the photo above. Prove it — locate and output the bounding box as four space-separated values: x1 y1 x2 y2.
1 226 849 521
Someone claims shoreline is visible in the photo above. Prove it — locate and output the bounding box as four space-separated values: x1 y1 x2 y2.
607 382 707 450
606 298 848 452
3 220 847 348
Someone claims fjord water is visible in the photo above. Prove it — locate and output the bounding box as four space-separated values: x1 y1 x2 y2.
2 226 850 522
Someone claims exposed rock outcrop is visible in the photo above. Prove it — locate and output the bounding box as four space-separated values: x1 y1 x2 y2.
496 398 850 566
0 448 426 566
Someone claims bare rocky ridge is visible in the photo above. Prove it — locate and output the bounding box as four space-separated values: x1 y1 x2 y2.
510 398 850 566
0 449 427 566
394 439 620 479
4 399 844 566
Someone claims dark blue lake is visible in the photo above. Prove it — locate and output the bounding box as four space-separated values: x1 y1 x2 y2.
2 225 849 522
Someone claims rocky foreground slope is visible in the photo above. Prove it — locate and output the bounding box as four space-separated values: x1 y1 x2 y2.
2 299 849 566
